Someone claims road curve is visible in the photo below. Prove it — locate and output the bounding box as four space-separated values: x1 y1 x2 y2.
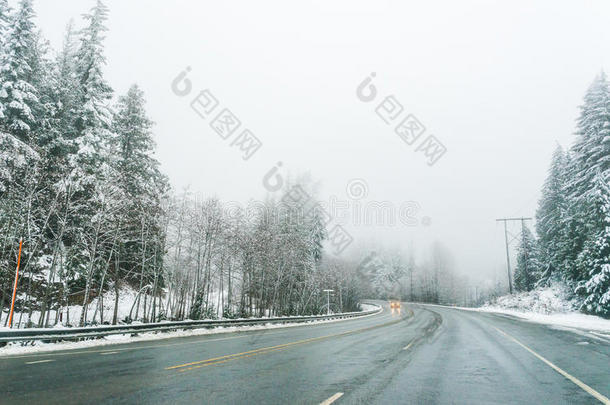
367 304 610 404
0 302 608 404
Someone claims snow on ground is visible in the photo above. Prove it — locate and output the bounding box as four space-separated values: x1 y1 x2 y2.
477 307 610 333
0 304 380 357
360 303 378 312
455 282 610 333
0 287 141 329
484 281 578 314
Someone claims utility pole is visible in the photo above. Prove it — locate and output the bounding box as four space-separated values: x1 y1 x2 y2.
323 289 333 315
8 239 23 328
496 217 532 294
521 218 529 290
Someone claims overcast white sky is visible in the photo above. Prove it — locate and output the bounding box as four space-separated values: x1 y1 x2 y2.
27 0 610 284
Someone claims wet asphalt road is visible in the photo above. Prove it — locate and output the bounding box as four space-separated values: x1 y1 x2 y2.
0 302 608 404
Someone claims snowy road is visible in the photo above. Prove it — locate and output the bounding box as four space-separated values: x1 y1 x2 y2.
0 303 608 404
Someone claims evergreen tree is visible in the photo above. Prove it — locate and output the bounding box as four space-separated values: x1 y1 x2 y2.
75 0 112 134
64 1 115 325
0 1 43 296
112 84 160 200
561 73 610 283
0 0 10 46
72 0 113 181
28 31 56 138
55 22 80 143
308 204 327 264
575 175 610 317
0 0 11 119
39 22 79 182
514 226 541 292
566 72 610 202
111 84 168 301
536 145 567 283
0 0 9 37
0 0 39 142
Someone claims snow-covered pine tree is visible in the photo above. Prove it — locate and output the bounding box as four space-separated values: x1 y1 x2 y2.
111 84 168 309
308 203 327 264
27 31 56 138
38 22 79 184
72 0 113 182
566 72 610 202
29 22 96 327
0 0 9 46
75 0 112 134
112 84 161 200
64 0 116 325
513 226 541 292
575 174 610 317
0 0 11 119
561 73 610 283
15 22 88 327
0 1 47 316
0 0 40 142
0 0 9 40
55 21 79 139
535 145 567 284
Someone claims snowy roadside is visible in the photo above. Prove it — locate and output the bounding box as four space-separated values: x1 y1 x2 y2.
476 282 610 333
0 305 380 357
0 286 153 330
359 303 378 312
419 302 610 334
473 306 610 333
419 283 610 334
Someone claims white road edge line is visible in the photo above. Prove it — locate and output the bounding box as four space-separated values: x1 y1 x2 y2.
25 359 54 365
100 351 118 355
320 392 344 405
403 341 414 351
493 326 610 405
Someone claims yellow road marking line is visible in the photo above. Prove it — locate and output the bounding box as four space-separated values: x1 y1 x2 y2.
494 326 610 405
177 345 292 372
320 392 344 404
403 340 414 351
167 318 403 371
167 335 330 370
25 359 54 365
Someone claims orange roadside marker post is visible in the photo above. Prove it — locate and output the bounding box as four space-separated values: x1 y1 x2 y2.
8 239 23 329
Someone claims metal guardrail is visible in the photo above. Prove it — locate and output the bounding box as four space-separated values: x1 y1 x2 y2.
0 304 381 343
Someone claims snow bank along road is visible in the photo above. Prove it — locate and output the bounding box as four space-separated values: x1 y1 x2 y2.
0 302 609 404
